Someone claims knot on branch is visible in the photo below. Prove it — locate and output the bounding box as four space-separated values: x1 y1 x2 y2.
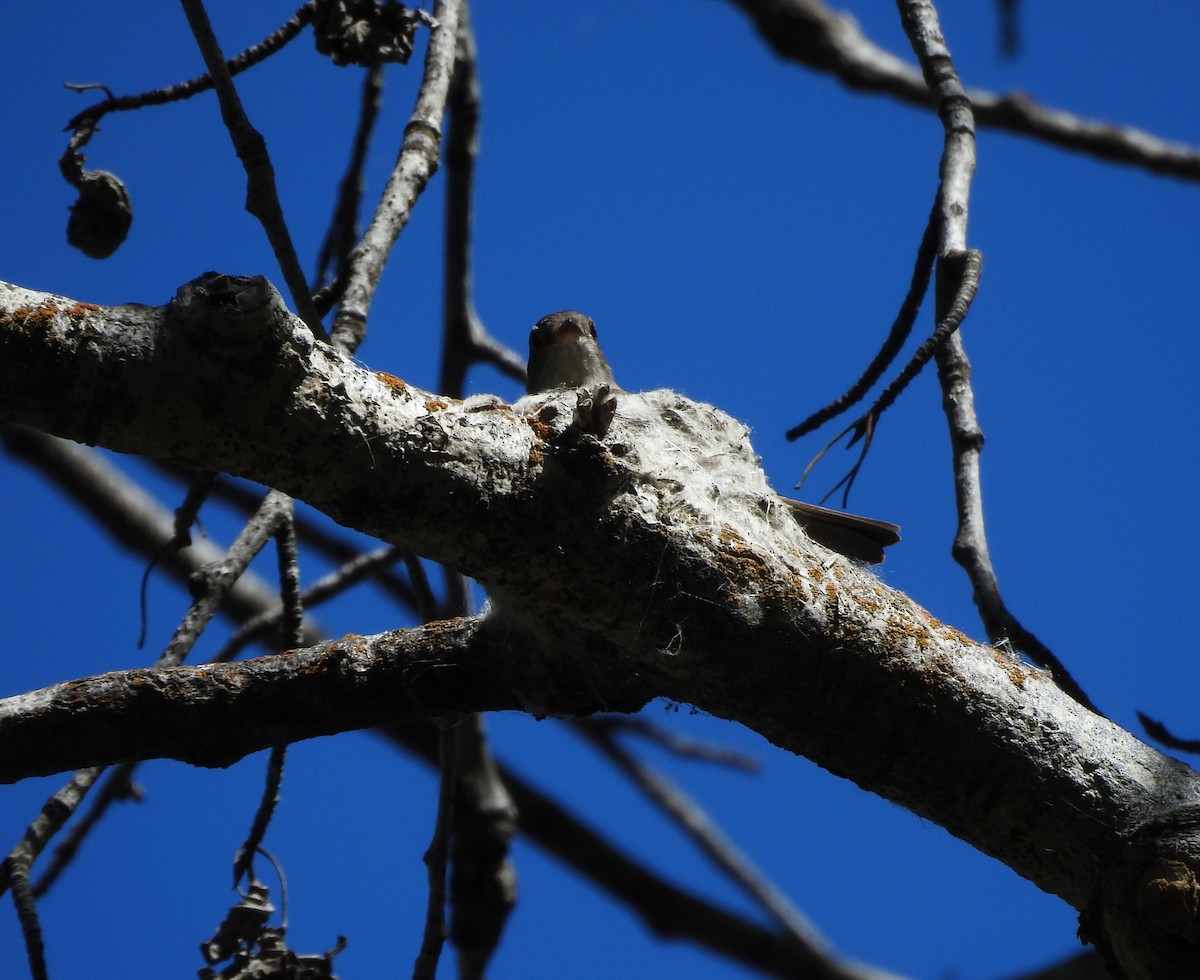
167 274 317 390
1137 858 1200 941
1081 808 1200 976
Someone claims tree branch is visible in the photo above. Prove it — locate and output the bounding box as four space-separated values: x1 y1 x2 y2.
331 0 462 351
726 0 1200 181
0 616 646 779
178 0 324 336
3 275 1200 974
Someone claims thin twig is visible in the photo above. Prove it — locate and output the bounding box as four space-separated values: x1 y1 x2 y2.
997 0 1021 58
413 725 459 980
1 427 302 636
788 193 939 442
151 461 420 612
138 468 217 647
434 1 518 626
1138 713 1200 754
797 248 981 504
178 0 325 337
9 852 47 980
439 7 525 395
896 0 1099 712
331 0 463 352
584 717 760 773
2 430 411 658
449 713 517 980
790 11 983 496
934 327 1097 711
211 545 405 663
314 65 386 295
1 487 295 972
431 32 523 967
273 513 305 648
576 723 897 979
382 722 877 979
160 490 294 668
64 3 316 133
1 771 104 907
403 551 441 622
727 0 1200 181
32 764 142 898
231 516 302 886
234 748 287 887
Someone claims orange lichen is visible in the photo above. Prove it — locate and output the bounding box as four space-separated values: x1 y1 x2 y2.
938 623 972 645
3 302 60 328
717 525 746 547
375 371 408 394
992 650 1037 688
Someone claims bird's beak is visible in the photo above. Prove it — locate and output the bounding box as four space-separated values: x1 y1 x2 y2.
552 320 586 342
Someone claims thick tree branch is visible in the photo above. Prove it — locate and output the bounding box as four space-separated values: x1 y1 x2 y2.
3 276 1200 975
2 424 852 980
0 616 647 779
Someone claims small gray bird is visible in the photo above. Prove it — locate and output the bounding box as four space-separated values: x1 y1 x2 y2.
526 310 900 564
527 311 617 394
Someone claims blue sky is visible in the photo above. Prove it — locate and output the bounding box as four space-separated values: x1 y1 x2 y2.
3 2 1200 977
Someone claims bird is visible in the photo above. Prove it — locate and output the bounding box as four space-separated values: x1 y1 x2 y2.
526 310 900 564
527 310 617 393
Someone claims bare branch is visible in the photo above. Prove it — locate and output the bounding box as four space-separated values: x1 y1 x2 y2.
896 0 974 254
385 722 856 978
585 717 760 772
439 7 526 397
892 3 1095 708
30 765 142 899
178 0 324 336
726 0 1200 181
413 727 457 979
211 545 405 663
792 0 985 501
935 330 1099 711
314 65 386 295
902 3 1073 693
331 0 463 351
576 723 857 974
63 3 315 133
787 194 939 442
0 617 645 779
1 426 307 643
152 463 421 612
448 713 517 980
